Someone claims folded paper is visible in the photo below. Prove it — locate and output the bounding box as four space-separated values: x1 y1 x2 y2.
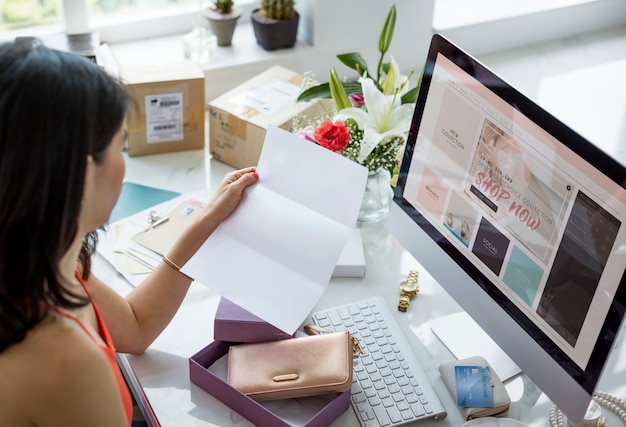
183 125 368 334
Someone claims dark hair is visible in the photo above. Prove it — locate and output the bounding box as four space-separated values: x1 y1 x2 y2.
0 41 128 352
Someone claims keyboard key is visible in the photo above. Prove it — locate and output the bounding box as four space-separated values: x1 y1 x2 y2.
406 393 419 404
389 409 403 424
328 310 342 326
411 403 426 417
401 408 414 421
353 391 367 404
374 405 392 426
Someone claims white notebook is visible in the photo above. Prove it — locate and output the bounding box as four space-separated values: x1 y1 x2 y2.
333 228 365 278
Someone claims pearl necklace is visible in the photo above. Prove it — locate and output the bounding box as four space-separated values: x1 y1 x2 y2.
550 391 626 427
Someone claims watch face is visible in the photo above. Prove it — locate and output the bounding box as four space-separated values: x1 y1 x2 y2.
400 281 418 294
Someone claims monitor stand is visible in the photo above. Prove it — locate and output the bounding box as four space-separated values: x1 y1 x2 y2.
431 311 522 381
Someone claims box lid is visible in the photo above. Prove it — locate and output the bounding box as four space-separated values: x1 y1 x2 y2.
209 65 323 129
214 297 293 343
121 61 204 84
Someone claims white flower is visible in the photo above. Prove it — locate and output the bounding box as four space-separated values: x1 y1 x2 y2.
333 77 414 163
380 55 410 97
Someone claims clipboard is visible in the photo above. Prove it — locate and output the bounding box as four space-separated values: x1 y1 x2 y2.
131 199 204 256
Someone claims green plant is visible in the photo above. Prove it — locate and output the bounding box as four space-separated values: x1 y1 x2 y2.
213 0 234 14
259 0 295 20
297 4 420 106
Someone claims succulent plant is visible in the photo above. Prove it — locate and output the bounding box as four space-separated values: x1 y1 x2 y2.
259 0 295 20
213 0 234 14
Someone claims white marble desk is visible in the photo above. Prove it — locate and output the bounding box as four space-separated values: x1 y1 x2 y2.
92 149 626 427
92 26 626 427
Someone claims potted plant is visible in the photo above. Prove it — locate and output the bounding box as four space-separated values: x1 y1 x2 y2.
204 0 242 46
251 0 299 51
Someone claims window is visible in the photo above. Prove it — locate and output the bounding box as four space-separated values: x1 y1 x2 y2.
1 0 60 32
1 0 624 54
1 0 197 31
433 0 626 55
0 0 255 43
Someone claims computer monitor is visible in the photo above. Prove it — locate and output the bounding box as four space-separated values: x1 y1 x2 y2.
389 33 626 423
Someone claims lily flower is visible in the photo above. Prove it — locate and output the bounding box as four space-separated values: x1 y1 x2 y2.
380 55 410 97
333 77 414 163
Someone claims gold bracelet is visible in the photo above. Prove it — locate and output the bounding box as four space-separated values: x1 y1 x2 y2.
162 255 182 270
162 256 193 281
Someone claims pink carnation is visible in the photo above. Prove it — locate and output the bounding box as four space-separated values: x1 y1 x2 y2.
349 93 365 107
296 126 318 144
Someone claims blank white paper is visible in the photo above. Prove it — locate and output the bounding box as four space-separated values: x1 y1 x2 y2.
182 125 368 334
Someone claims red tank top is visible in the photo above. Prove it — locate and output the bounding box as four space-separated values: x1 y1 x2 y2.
47 273 133 425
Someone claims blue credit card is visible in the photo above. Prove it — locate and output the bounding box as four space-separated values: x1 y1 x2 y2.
454 365 494 407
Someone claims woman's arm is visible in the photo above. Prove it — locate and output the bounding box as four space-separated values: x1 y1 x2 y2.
88 167 258 354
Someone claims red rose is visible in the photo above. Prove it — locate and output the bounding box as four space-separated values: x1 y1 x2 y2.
313 120 351 152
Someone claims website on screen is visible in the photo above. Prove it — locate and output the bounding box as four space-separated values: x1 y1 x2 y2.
402 53 626 369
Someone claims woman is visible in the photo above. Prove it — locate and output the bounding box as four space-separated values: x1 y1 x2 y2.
0 41 258 426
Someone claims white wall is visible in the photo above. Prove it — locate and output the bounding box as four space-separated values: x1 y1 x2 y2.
194 0 435 101
437 0 626 56
309 0 435 79
108 0 625 102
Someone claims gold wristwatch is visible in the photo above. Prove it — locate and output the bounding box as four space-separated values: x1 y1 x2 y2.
398 270 419 312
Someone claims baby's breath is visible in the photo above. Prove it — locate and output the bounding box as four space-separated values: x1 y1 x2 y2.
301 71 319 91
290 108 334 133
341 119 401 172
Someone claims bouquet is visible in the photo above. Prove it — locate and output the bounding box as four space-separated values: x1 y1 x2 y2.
295 4 420 183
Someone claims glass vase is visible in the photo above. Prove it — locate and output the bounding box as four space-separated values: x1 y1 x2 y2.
358 168 394 223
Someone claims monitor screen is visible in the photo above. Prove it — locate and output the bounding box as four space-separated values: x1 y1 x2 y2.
389 33 626 422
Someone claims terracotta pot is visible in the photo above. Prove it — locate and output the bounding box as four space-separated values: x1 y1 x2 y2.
204 6 242 47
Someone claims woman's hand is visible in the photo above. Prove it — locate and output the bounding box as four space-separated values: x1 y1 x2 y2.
206 167 259 223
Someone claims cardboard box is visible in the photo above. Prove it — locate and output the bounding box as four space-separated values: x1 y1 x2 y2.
208 65 332 169
189 340 351 427
122 61 205 156
214 297 294 343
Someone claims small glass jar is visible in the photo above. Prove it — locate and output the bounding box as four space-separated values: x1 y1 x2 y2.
183 26 217 65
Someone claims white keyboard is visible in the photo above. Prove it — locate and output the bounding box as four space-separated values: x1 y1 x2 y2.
311 297 447 426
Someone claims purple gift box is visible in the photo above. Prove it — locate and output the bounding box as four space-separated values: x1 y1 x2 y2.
189 340 351 427
214 297 293 343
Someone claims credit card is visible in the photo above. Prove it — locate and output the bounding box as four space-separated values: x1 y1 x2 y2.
454 365 494 407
